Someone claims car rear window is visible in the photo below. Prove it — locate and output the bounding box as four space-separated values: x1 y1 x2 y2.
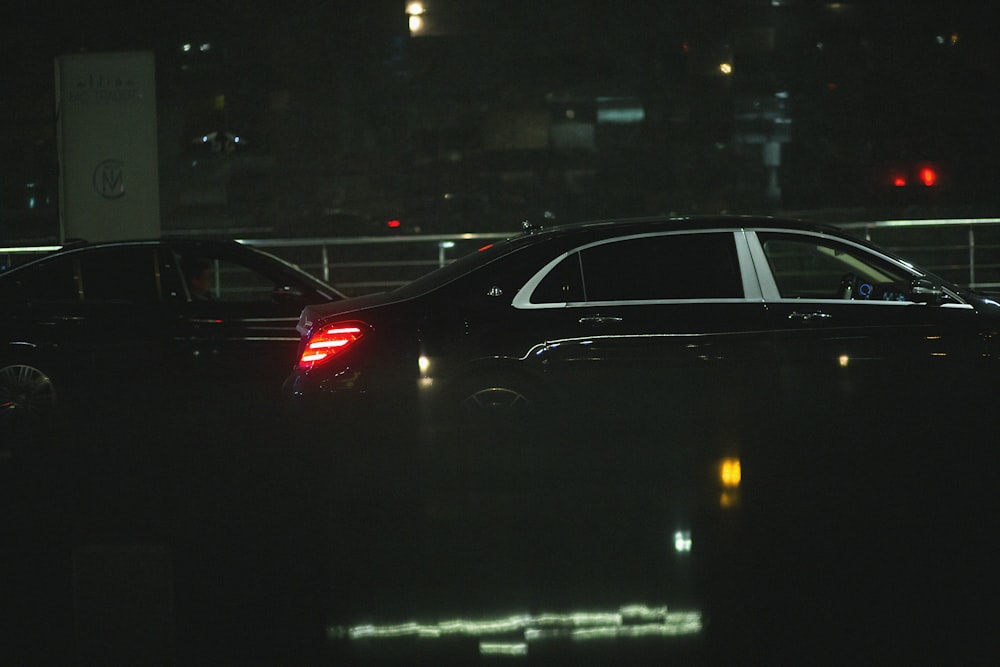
533 232 742 303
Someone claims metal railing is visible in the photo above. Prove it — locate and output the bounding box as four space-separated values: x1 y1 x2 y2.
3 218 1000 294
836 217 1000 290
236 218 1000 294
236 232 514 295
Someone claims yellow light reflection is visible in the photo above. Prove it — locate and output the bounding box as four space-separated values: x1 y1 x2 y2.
407 1 426 33
719 62 733 74
418 355 433 388
838 354 850 367
720 490 740 508
719 458 741 488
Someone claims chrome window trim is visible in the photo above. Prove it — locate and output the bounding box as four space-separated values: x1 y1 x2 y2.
735 228 764 301
563 297 759 308
513 252 570 309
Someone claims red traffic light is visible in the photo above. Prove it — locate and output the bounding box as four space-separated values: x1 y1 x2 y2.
888 162 940 188
916 163 939 187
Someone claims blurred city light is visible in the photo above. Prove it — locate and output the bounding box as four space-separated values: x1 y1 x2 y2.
719 457 741 508
917 164 939 187
719 458 741 488
332 604 702 644
407 2 427 35
480 642 528 656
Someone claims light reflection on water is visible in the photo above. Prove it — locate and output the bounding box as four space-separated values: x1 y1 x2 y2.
329 603 702 656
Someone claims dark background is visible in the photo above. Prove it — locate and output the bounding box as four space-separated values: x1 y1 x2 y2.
2 5 999 662
2 1 998 244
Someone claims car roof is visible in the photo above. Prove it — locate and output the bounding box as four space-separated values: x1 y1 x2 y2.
1 236 348 298
517 214 839 239
8 237 262 265
485 214 853 258
0 238 249 276
53 237 245 253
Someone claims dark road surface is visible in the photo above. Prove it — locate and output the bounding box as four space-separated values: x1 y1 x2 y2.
2 384 996 665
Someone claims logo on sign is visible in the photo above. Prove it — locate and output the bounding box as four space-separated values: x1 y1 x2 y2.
93 159 126 199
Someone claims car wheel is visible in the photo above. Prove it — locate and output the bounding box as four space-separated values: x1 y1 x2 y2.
424 371 546 444
452 371 544 424
460 373 533 411
0 364 57 422
461 384 530 413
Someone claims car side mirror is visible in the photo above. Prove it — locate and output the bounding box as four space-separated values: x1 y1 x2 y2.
909 278 946 304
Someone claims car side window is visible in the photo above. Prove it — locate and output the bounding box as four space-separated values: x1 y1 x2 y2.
759 234 912 301
579 233 742 301
14 257 79 302
77 247 160 303
531 253 584 304
178 253 283 303
17 248 160 304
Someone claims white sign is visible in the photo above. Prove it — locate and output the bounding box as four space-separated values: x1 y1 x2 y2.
55 51 160 242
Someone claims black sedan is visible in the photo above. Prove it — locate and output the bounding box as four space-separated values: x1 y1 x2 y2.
283 214 999 424
0 238 344 434
282 215 999 660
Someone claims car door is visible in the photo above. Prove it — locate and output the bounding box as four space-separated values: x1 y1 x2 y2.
166 246 321 389
508 230 776 429
747 228 983 404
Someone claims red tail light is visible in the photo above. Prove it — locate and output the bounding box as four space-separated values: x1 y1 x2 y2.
298 322 365 369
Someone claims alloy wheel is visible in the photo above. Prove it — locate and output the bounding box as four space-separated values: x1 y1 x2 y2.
0 364 57 420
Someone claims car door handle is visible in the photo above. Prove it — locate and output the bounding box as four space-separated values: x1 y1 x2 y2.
579 316 623 325
38 315 85 326
788 311 832 322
